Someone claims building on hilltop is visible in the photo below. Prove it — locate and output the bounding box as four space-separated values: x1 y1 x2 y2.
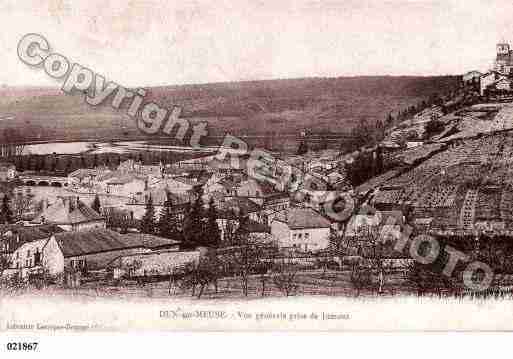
480 71 511 96
478 42 513 95
462 70 482 84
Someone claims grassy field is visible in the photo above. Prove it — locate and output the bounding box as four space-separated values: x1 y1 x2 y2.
0 76 460 145
0 270 434 300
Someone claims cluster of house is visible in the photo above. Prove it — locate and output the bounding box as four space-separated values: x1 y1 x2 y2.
1 146 402 283
65 151 356 239
475 71 513 96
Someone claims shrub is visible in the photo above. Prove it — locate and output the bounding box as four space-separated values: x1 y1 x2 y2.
425 119 445 137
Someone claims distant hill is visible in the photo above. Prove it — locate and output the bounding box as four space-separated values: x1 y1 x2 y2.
0 76 460 145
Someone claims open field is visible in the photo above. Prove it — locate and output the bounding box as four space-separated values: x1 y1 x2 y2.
4 269 507 301
0 76 459 146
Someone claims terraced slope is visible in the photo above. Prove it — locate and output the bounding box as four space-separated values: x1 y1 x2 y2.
369 101 513 232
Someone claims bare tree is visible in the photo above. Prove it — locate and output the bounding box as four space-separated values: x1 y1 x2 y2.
312 231 344 278
328 230 346 257
0 255 11 280
406 262 427 296
122 259 143 279
179 256 221 299
223 210 238 245
255 261 272 297
226 241 264 297
357 224 387 294
203 252 224 294
11 191 34 222
317 256 331 278
349 257 371 297
407 262 459 297
272 262 299 297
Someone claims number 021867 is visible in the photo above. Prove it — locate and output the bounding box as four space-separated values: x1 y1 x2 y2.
6 342 38 351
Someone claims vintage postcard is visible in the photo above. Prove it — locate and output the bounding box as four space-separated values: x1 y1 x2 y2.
2 0 513 342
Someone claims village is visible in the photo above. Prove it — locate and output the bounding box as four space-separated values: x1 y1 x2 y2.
2 42 513 299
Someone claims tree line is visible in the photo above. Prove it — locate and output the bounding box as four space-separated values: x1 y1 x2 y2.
4 150 205 176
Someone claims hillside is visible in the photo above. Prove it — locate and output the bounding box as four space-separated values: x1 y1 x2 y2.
361 101 513 232
0 76 460 145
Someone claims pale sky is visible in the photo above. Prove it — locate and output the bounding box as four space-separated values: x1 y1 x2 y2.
3 0 513 87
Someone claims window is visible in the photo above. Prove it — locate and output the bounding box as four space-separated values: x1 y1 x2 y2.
34 250 41 265
305 233 310 239
298 234 302 239
27 249 30 257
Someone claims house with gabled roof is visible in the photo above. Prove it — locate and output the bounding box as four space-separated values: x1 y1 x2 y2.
270 207 332 252
33 196 106 232
345 207 405 243
480 71 508 96
105 174 147 197
463 70 482 84
5 228 183 279
43 229 179 272
0 224 63 278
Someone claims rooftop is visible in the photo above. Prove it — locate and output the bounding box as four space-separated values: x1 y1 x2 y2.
274 207 331 229
0 224 64 253
53 229 169 257
34 197 103 225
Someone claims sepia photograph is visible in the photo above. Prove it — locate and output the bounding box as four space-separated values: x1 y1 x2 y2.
2 1 513 348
